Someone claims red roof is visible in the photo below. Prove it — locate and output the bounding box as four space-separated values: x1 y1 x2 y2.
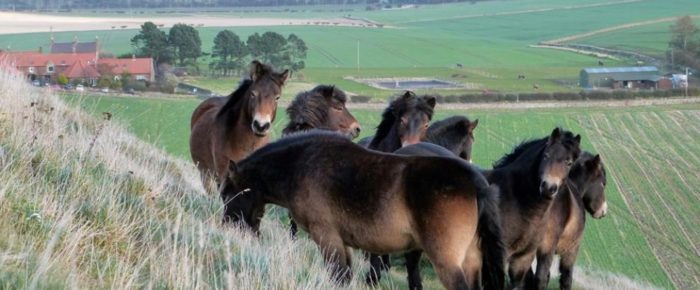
0 51 97 68
63 60 100 79
99 57 153 76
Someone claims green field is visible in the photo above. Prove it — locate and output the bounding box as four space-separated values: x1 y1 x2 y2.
3 0 699 98
65 92 700 289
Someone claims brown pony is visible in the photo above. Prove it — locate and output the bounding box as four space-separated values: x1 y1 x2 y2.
220 131 505 290
282 84 361 237
282 85 361 138
528 152 608 290
364 91 436 282
189 61 288 192
485 128 581 290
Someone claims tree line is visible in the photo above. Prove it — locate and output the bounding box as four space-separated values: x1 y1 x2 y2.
130 22 307 76
668 16 700 71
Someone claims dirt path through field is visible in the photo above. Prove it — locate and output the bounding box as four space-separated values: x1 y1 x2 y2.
542 15 700 44
345 96 700 110
0 11 381 35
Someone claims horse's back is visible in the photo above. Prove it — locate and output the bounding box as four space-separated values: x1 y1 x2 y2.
395 142 457 159
191 96 226 128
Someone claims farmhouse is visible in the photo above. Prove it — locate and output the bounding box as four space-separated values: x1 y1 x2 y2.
580 66 663 89
0 51 154 85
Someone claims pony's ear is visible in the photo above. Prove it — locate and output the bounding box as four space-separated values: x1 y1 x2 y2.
548 127 562 144
424 95 437 108
574 134 581 145
401 91 414 100
586 154 601 172
321 85 335 99
469 118 479 132
278 69 290 85
250 60 265 82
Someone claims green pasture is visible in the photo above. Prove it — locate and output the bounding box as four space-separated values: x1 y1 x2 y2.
63 92 700 288
3 0 699 98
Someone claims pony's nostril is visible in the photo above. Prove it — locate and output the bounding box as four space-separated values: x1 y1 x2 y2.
260 122 270 131
355 126 362 134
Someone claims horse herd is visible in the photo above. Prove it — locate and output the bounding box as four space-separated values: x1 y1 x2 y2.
189 61 609 290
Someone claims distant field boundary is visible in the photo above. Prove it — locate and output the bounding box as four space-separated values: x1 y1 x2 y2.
346 96 700 110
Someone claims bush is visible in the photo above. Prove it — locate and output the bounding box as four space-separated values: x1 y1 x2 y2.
57 74 69 86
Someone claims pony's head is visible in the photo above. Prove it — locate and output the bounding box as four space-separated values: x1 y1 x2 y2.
539 128 581 198
247 60 289 136
285 85 361 138
220 160 264 233
428 117 479 162
391 91 436 147
574 153 608 218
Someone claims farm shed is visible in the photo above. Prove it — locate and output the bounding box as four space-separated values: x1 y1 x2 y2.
580 66 661 89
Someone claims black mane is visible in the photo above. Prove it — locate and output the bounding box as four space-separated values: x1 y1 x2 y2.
492 130 580 169
217 79 252 119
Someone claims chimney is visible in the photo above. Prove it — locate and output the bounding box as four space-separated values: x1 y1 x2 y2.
72 35 78 54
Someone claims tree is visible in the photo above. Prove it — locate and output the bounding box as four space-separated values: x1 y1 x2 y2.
247 32 288 68
210 30 248 76
131 22 172 65
670 16 699 51
57 74 69 86
168 23 202 66
286 34 308 72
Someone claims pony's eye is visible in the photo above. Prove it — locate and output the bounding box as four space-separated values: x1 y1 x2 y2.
275 95 281 101
566 159 573 166
543 153 550 159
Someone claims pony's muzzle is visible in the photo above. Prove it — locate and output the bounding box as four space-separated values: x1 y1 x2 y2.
539 181 559 197
593 201 608 219
351 123 362 138
252 118 271 135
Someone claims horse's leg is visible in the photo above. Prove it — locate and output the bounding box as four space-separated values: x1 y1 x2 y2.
310 229 352 285
288 212 298 239
423 247 470 290
405 250 424 290
534 251 554 290
559 246 580 290
365 253 384 285
461 237 482 290
381 254 392 271
508 252 536 290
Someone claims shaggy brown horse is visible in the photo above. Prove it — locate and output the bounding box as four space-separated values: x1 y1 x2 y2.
425 116 479 162
189 61 288 192
282 85 361 138
528 152 608 290
367 91 436 151
282 85 361 237
220 131 505 290
363 91 436 282
485 128 581 290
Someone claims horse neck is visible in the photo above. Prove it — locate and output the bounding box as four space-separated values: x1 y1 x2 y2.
427 134 461 155
371 126 402 152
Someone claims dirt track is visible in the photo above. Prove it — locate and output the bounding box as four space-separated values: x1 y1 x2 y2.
346 97 700 110
0 12 379 35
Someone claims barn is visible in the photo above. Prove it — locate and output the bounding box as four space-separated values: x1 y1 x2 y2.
580 66 662 89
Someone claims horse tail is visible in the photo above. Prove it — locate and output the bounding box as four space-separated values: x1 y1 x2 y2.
477 184 506 290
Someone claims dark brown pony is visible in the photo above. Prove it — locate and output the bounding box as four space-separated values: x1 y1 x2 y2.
528 152 608 290
282 85 361 138
220 131 505 290
358 115 478 162
363 91 436 282
189 61 288 192
368 91 436 151
425 116 479 162
282 85 361 237
485 128 581 290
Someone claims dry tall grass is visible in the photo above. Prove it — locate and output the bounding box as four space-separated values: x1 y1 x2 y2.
0 67 662 290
